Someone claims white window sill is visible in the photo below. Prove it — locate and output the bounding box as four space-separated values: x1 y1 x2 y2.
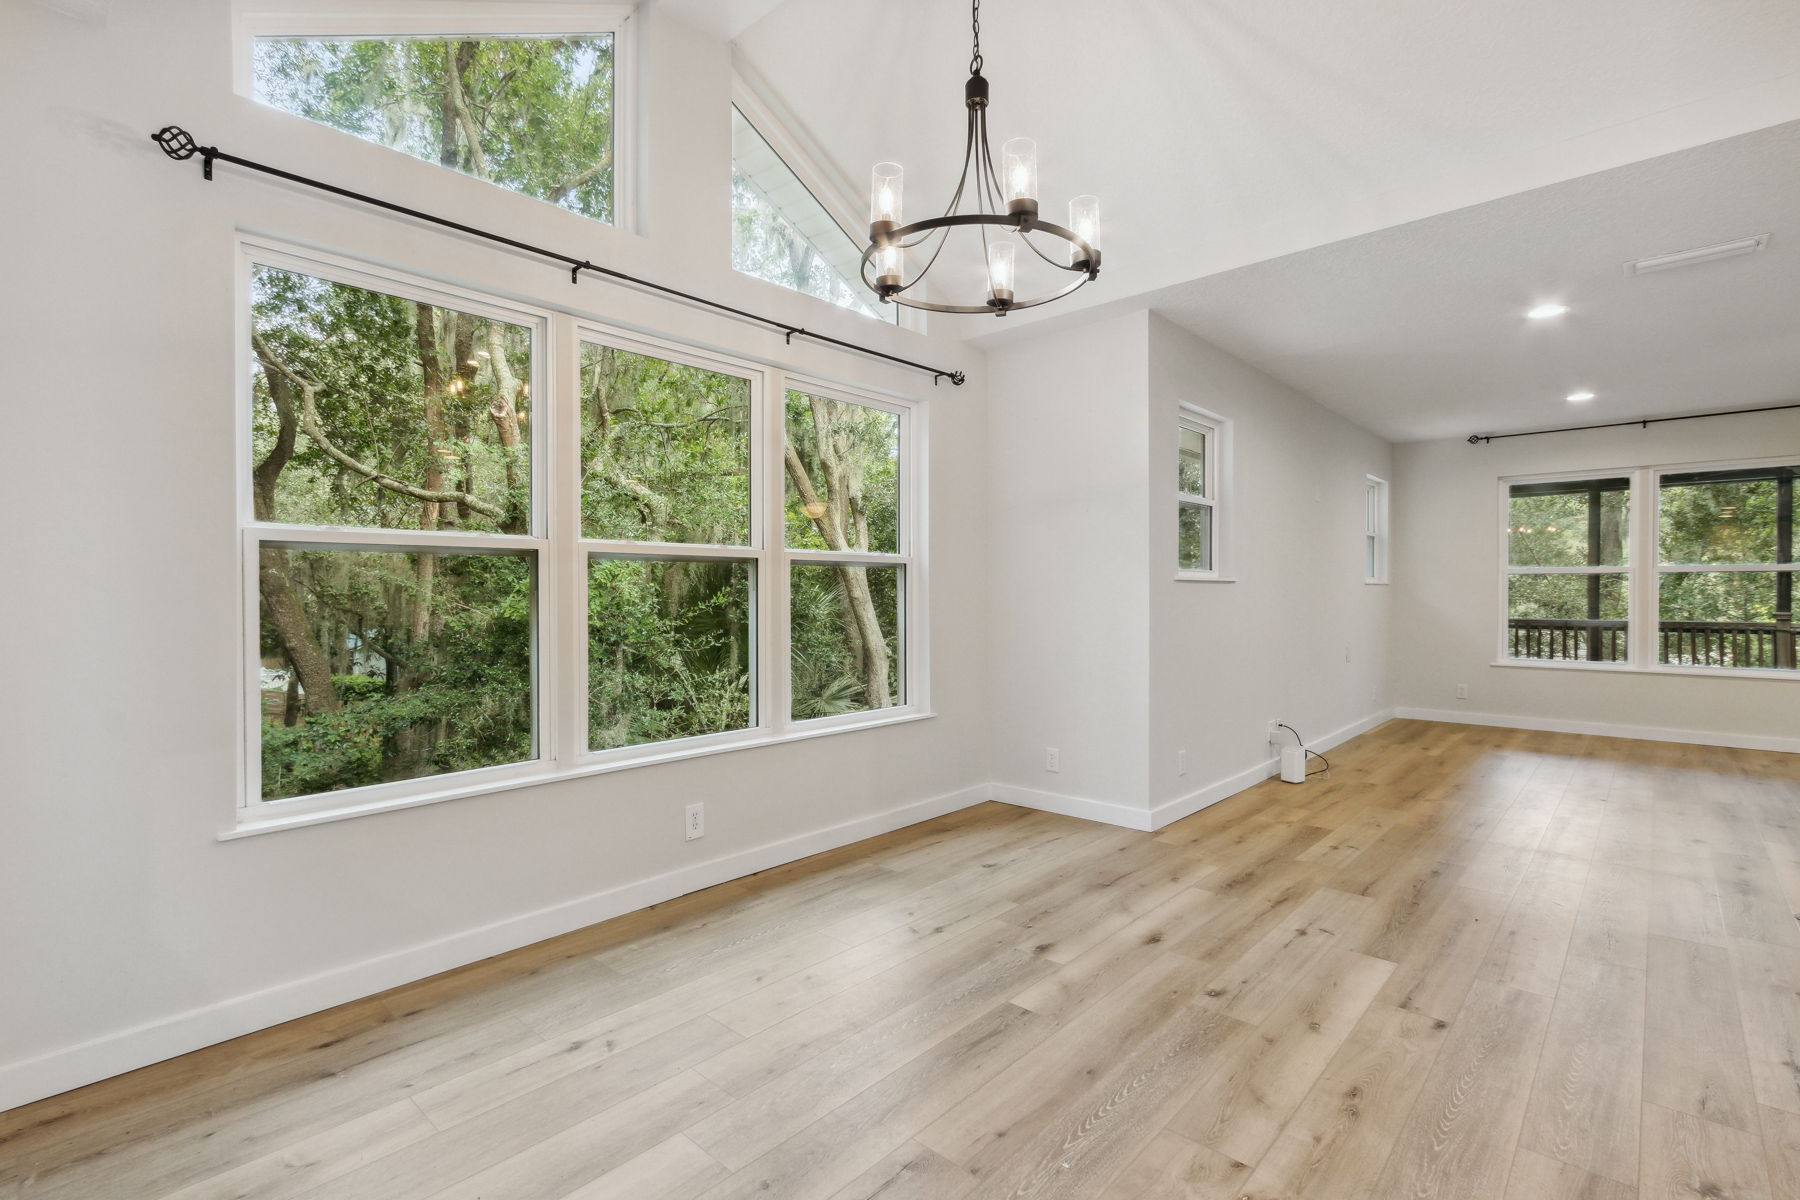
1492 659 1800 682
221 709 936 840
1364 579 1390 587
1174 572 1237 584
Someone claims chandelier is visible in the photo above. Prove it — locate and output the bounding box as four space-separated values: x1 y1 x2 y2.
860 0 1102 315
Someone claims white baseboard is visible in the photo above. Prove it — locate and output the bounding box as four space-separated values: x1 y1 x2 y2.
992 710 1397 834
1149 708 1395 829
0 783 993 1115
1393 707 1800 755
987 783 1156 831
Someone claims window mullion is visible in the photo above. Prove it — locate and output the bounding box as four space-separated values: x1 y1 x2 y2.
1632 468 1658 669
766 365 790 737
552 313 584 765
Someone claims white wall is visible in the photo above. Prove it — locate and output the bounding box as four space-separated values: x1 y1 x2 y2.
982 312 1394 827
1146 316 1394 820
984 312 1153 821
0 0 990 1111
1392 412 1800 748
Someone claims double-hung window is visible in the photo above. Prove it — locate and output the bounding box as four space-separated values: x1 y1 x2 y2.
244 9 632 227
240 241 925 830
1499 459 1796 674
1504 476 1631 663
1176 405 1229 578
1365 475 1389 583
1658 464 1797 670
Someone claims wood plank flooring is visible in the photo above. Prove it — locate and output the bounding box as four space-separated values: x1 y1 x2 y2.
4 719 1800 1199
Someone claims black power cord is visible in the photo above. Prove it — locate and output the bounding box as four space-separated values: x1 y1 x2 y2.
1276 723 1331 778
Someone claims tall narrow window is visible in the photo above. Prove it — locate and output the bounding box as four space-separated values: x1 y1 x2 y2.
248 261 542 802
1176 407 1227 577
784 389 909 718
1658 465 1797 670
580 341 758 750
1365 475 1390 583
1504 478 1630 663
252 32 621 224
732 106 895 323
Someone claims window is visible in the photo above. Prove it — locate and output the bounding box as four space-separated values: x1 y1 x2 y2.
1504 477 1630 663
1176 406 1228 578
247 257 546 805
732 105 895 323
1365 475 1389 583
247 13 628 226
783 390 910 717
1498 459 1795 676
1659 465 1796 670
240 242 925 828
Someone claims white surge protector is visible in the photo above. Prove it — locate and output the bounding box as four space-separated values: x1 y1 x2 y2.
1279 745 1307 783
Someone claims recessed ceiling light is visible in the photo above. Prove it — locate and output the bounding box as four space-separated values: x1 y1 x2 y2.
1526 303 1571 319
1566 390 1596 403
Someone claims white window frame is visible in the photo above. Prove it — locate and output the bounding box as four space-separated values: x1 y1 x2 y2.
1175 404 1232 582
233 3 638 232
730 65 924 333
1364 475 1389 584
232 238 930 838
1494 455 1799 680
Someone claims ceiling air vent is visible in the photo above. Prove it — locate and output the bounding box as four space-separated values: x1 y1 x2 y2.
1624 234 1769 276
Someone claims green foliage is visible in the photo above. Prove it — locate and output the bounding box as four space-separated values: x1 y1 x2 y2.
580 346 751 544
1507 485 1628 567
784 393 899 552
260 551 534 800
253 35 616 222
789 563 902 718
251 266 531 534
588 560 751 749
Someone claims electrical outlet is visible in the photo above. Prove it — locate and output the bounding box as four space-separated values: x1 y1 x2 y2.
1045 747 1061 773
1268 719 1283 744
1178 749 1188 776
1455 684 1469 701
684 802 704 841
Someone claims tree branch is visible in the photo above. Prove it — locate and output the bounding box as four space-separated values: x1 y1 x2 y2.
253 332 504 519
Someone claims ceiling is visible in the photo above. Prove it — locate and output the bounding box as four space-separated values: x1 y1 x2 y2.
1104 119 1800 442
713 0 1800 325
661 0 1800 439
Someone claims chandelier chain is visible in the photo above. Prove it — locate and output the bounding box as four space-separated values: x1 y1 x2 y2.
969 0 982 75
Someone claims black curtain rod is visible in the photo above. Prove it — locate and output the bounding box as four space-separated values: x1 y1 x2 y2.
1468 401 1800 445
150 126 967 387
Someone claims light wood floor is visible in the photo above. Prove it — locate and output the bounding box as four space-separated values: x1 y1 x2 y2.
6 719 1800 1199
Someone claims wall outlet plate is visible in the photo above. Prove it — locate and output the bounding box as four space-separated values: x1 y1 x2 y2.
1045 747 1061 773
684 802 704 840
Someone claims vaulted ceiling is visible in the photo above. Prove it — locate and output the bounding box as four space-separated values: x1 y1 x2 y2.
668 0 1800 435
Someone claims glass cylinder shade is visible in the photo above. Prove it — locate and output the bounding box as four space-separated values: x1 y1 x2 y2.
870 162 904 229
1000 138 1038 205
1068 194 1100 265
876 243 903 290
986 240 1016 304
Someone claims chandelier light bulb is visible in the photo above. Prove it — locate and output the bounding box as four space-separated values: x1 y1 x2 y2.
1068 195 1100 267
875 243 903 292
987 240 1016 307
869 162 904 231
1000 138 1038 216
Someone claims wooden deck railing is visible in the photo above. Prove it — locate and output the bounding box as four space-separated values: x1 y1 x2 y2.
1508 617 1796 669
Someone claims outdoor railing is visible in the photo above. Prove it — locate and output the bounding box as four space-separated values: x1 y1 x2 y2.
1507 617 1796 669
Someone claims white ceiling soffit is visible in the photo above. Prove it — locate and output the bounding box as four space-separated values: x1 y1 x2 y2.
726 0 1800 336
1131 120 1800 444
